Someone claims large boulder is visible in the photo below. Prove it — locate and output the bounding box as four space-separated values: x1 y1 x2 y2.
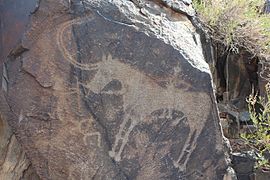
1 0 231 179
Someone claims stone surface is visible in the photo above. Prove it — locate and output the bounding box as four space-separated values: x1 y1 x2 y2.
0 0 40 179
0 0 38 60
0 116 29 180
232 151 257 180
0 0 230 179
205 41 260 138
255 169 270 180
264 0 270 13
223 167 238 180
0 93 39 180
160 0 195 16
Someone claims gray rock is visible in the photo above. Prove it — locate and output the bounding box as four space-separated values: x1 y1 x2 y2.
239 111 250 122
264 0 270 13
232 151 257 180
182 0 192 5
223 166 238 180
161 0 195 16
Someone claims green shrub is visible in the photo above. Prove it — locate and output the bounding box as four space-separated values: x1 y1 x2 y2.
193 0 270 57
241 83 270 169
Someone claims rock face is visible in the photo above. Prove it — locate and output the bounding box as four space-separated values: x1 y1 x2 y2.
232 152 256 180
0 111 30 180
0 0 231 179
0 94 39 180
0 0 40 179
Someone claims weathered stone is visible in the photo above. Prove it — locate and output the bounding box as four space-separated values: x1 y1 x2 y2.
264 0 270 13
255 168 270 180
0 0 40 179
0 93 39 180
0 0 231 179
223 166 238 180
0 0 37 60
160 0 195 17
232 151 257 180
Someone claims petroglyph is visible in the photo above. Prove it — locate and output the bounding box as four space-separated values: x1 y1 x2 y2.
109 110 140 161
56 15 97 71
83 132 101 148
70 117 102 148
56 14 211 170
18 110 24 123
80 118 102 148
53 75 102 148
3 0 229 178
173 130 197 172
78 54 209 166
157 108 187 127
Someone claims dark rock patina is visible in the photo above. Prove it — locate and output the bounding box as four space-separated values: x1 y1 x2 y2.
0 0 231 179
232 151 257 180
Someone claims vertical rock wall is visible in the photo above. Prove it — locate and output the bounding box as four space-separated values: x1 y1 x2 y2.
0 0 39 179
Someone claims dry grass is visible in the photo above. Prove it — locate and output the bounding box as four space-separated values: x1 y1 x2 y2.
193 0 270 58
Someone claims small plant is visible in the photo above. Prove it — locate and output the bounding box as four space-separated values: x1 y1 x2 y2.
193 0 270 57
241 83 270 169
